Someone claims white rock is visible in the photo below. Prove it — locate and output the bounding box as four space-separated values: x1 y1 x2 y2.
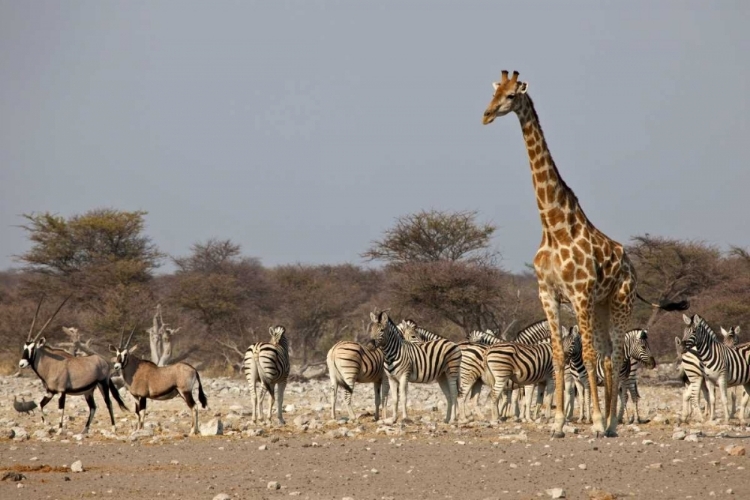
259 444 268 451
642 439 655 445
213 494 231 500
200 418 224 436
267 481 280 490
685 434 700 442
672 431 687 440
546 488 566 498
10 427 28 441
285 404 295 413
578 463 587 470
71 460 84 473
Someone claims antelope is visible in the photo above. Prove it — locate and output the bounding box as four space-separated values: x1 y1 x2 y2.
18 296 128 433
110 327 208 435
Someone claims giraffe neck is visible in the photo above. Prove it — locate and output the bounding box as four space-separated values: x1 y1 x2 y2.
515 95 582 232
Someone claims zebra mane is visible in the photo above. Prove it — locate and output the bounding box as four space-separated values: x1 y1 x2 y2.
685 314 719 344
513 319 551 344
626 328 648 340
398 319 446 342
466 330 501 345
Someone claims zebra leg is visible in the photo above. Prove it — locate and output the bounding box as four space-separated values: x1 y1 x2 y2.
717 375 730 424
373 381 381 422
275 380 287 425
705 379 715 420
329 378 338 421
400 376 410 422
740 384 750 425
388 375 400 422
687 375 704 423
470 381 485 420
265 382 276 423
342 380 356 421
379 375 390 421
438 376 453 423
564 371 576 420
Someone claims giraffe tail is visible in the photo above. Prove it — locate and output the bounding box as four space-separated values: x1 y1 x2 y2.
635 292 689 312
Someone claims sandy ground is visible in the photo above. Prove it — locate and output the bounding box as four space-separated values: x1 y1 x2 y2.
2 369 750 500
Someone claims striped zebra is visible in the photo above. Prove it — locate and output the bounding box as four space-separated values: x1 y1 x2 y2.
396 319 491 422
243 326 290 424
678 314 750 424
368 311 462 423
468 322 556 421
678 323 742 422
483 327 576 423
326 339 389 421
566 327 655 424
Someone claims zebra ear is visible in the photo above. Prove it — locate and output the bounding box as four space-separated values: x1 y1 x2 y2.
269 326 275 336
682 314 691 325
370 312 378 323
380 311 389 323
561 325 569 337
639 330 648 340
736 326 741 335
721 327 729 337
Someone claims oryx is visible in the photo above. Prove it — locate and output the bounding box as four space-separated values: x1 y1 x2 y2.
18 296 128 433
110 327 208 435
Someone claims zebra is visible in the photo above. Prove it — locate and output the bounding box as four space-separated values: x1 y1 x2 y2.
678 324 743 422
566 327 655 424
678 314 750 424
368 311 461 423
483 327 576 423
326 339 389 421
243 326 290 424
395 319 490 422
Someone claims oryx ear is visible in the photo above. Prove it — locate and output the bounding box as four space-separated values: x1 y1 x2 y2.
682 314 692 325
37 337 46 347
128 344 138 354
109 344 118 353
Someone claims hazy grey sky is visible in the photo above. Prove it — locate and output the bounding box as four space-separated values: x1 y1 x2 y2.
1 1 748 273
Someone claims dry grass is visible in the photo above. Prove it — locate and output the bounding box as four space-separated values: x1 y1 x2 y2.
0 353 18 376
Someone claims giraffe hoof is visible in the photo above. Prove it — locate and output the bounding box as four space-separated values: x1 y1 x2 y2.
551 431 565 439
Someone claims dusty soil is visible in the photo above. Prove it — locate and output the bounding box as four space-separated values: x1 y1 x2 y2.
1 371 750 500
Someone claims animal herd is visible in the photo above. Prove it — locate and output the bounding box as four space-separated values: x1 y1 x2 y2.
13 69 737 443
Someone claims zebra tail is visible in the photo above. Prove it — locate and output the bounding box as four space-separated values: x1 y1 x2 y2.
196 371 208 409
635 292 690 312
328 351 354 393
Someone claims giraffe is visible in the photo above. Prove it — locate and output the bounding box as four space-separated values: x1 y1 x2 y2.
481 70 689 437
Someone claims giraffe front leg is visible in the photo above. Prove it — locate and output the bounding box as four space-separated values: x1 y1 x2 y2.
539 288 566 437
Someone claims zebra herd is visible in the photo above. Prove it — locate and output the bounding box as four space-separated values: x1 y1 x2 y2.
241 310 661 429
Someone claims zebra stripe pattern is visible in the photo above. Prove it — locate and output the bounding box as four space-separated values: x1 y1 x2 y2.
678 319 747 423
327 340 390 421
243 325 290 424
679 314 750 424
368 311 461 423
483 329 575 423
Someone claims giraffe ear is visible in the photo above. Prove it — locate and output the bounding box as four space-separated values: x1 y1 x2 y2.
682 314 692 325
518 82 529 94
492 82 500 91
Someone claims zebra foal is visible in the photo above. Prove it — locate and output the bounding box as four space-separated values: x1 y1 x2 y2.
243 326 290 424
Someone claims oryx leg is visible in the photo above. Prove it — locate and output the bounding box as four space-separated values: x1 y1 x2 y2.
135 397 147 430
57 393 67 431
39 392 55 426
98 381 117 431
83 393 97 434
180 389 199 435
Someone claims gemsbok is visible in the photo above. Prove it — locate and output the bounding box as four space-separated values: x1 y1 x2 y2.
110 327 208 435
18 296 128 433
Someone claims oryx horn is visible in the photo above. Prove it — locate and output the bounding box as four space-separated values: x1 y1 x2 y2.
33 295 71 342
27 295 45 341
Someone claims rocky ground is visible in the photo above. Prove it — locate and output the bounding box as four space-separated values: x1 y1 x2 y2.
1 364 750 500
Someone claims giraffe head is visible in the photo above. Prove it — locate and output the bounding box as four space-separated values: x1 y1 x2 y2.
482 70 528 125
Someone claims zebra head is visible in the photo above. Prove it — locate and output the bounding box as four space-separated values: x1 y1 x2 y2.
682 313 716 353
629 329 656 369
720 326 740 347
368 310 392 348
397 319 422 343
561 326 577 363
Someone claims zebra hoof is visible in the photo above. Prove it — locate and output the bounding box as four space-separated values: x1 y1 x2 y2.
604 429 618 438
551 431 565 439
